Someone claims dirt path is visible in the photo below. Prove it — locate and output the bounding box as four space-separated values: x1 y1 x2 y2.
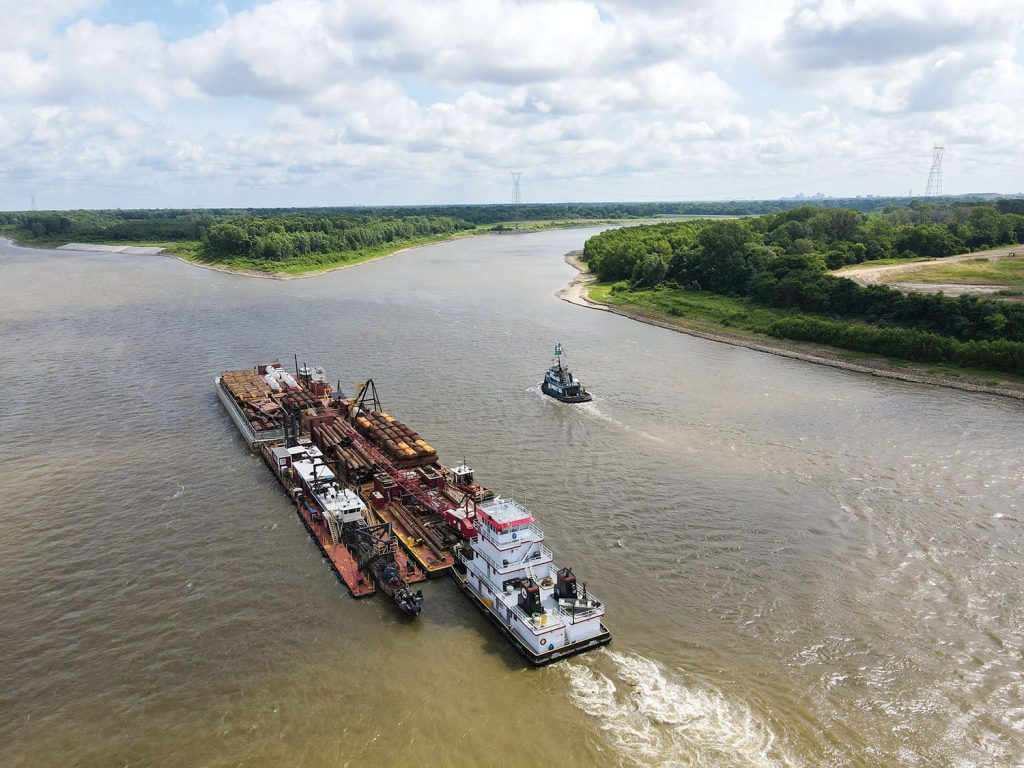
558 252 1024 401
837 246 1021 294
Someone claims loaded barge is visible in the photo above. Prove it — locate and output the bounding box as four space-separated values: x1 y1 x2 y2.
217 358 610 663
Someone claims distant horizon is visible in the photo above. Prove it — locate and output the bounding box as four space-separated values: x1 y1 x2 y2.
4 191 1024 215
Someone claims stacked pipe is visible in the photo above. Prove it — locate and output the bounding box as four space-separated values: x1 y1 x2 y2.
221 369 270 402
385 501 450 565
279 389 320 411
352 410 438 467
312 422 375 479
241 400 283 431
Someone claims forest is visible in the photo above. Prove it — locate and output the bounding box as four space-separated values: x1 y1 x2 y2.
199 214 471 262
2 194 1012 248
582 201 1024 376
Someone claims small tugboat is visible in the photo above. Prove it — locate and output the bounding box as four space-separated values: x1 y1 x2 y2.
541 343 592 403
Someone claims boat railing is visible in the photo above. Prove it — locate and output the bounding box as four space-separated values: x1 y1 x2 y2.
475 522 544 547
472 542 551 575
517 543 552 566
510 601 563 631
554 593 604 623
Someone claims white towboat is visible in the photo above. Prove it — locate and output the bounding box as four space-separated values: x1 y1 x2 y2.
270 444 367 528
454 496 611 665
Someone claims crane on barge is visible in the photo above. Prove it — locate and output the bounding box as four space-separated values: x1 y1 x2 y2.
345 521 423 616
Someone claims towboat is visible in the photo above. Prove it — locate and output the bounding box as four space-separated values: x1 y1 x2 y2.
454 496 611 665
541 343 592 403
219 357 610 654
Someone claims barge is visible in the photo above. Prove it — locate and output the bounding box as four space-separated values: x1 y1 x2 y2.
217 357 610 662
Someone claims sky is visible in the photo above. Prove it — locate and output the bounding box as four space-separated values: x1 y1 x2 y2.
1 0 1023 210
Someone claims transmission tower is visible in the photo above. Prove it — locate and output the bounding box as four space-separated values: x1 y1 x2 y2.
924 145 944 196
511 172 523 229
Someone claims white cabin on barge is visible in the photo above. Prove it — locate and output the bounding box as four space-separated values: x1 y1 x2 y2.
268 444 366 528
456 496 610 665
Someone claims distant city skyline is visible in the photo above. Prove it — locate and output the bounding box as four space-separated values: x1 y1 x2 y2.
1 0 1022 210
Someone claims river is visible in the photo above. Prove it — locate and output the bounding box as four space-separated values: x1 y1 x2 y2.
1 229 1022 767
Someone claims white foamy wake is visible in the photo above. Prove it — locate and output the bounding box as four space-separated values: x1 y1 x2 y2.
563 651 797 768
578 402 668 444
527 384 666 443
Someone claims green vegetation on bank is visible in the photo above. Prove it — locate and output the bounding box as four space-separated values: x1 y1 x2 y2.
3 196 1023 280
591 283 793 336
582 201 1024 377
2 194 1017 244
198 214 473 273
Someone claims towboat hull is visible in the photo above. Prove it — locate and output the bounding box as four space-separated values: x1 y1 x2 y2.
451 570 611 666
541 381 593 404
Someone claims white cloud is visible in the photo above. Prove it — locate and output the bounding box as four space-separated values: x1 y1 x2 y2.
0 0 1022 208
769 0 1024 114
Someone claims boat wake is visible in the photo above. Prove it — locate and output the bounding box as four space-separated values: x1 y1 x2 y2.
562 650 797 768
576 401 667 444
528 385 666 444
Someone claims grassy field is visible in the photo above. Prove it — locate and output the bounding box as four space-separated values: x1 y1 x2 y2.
589 283 797 337
881 254 1024 288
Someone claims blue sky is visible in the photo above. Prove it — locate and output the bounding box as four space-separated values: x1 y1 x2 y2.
0 0 1022 210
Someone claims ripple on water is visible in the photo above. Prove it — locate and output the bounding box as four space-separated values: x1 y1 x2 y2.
3 233 1024 767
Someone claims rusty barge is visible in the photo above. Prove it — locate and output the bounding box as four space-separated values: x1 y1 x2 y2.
216 357 610 662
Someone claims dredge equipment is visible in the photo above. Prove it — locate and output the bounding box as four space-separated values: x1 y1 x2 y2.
345 522 424 616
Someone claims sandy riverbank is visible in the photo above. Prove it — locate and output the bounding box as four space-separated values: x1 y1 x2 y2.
558 251 1024 401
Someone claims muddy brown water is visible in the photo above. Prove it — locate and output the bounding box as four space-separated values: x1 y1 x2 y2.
1 232 1022 767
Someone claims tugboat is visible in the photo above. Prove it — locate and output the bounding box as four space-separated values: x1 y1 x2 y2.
541 343 592 403
454 496 611 665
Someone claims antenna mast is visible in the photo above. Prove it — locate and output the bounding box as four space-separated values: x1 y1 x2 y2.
924 145 944 196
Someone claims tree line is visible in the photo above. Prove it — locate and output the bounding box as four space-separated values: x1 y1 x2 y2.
4 195 1019 245
201 214 472 261
582 201 1024 375
585 202 1024 283
769 317 1024 375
